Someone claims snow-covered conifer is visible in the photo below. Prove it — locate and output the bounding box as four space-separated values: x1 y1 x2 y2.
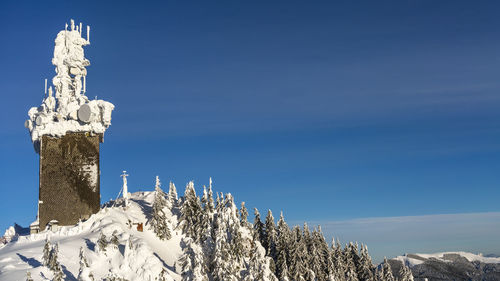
78 246 91 281
276 212 291 279
399 263 414 281
42 238 51 266
180 181 203 241
240 202 249 227
97 232 108 252
265 210 277 259
179 238 208 281
111 231 120 248
381 258 394 281
357 244 375 281
253 208 265 243
151 177 171 240
344 243 359 281
168 181 178 205
289 226 306 280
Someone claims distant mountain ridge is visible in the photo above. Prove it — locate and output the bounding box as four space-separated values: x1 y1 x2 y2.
389 252 500 281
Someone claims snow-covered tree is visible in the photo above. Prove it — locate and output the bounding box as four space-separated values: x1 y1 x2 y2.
358 244 375 281
111 231 120 248
180 181 203 241
78 246 95 281
240 202 249 227
265 210 277 259
253 208 266 243
344 243 359 281
97 232 108 252
276 212 291 280
42 238 51 266
179 238 209 281
381 258 394 281
26 271 33 281
289 226 306 280
168 181 178 206
399 263 414 281
151 176 172 240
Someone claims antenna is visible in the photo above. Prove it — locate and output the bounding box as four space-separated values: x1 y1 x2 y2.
87 25 90 43
209 177 212 189
121 171 130 206
44 79 47 96
79 22 82 36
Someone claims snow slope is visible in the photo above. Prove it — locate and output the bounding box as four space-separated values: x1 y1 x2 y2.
0 192 182 281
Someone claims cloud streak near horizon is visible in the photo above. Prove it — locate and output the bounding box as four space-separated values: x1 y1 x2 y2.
301 212 500 264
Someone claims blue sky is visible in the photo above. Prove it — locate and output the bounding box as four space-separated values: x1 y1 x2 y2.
1 0 499 262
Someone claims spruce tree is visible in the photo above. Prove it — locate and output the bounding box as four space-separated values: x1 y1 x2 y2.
344 243 359 281
289 226 306 280
265 210 277 259
358 244 375 281
399 263 414 281
253 208 265 243
111 231 120 248
151 177 171 240
97 232 108 252
26 271 33 281
276 212 291 280
168 181 178 206
240 202 249 227
179 238 209 281
382 258 394 281
42 238 51 266
180 181 203 241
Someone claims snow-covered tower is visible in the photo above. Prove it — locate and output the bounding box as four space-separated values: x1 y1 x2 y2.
25 20 114 230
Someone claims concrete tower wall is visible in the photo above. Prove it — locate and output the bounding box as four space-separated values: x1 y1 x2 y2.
39 132 101 229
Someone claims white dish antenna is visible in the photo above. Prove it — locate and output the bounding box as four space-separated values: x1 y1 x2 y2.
78 104 92 123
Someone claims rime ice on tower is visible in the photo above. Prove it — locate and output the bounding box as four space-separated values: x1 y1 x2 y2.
26 20 114 232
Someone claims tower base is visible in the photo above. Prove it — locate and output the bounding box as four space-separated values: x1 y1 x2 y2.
39 132 102 229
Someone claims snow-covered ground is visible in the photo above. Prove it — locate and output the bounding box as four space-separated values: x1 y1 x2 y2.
0 192 182 281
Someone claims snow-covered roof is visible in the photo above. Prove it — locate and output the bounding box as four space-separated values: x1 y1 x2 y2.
25 19 114 153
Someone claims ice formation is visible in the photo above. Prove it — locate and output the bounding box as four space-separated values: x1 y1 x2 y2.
25 19 114 153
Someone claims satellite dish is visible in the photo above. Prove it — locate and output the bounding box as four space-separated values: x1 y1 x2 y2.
78 104 92 123
35 116 43 126
24 120 32 129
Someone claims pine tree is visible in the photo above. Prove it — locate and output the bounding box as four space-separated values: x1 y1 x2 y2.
97 232 108 252
180 181 203 241
333 238 346 281
289 226 306 281
168 181 178 206
265 210 277 260
399 263 414 281
48 243 59 271
206 186 215 214
381 258 394 281
240 202 249 227
179 238 209 281
344 243 359 281
42 238 51 266
151 176 172 240
156 268 168 281
78 247 95 281
111 231 120 248
253 208 265 243
358 244 375 281
276 212 291 280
